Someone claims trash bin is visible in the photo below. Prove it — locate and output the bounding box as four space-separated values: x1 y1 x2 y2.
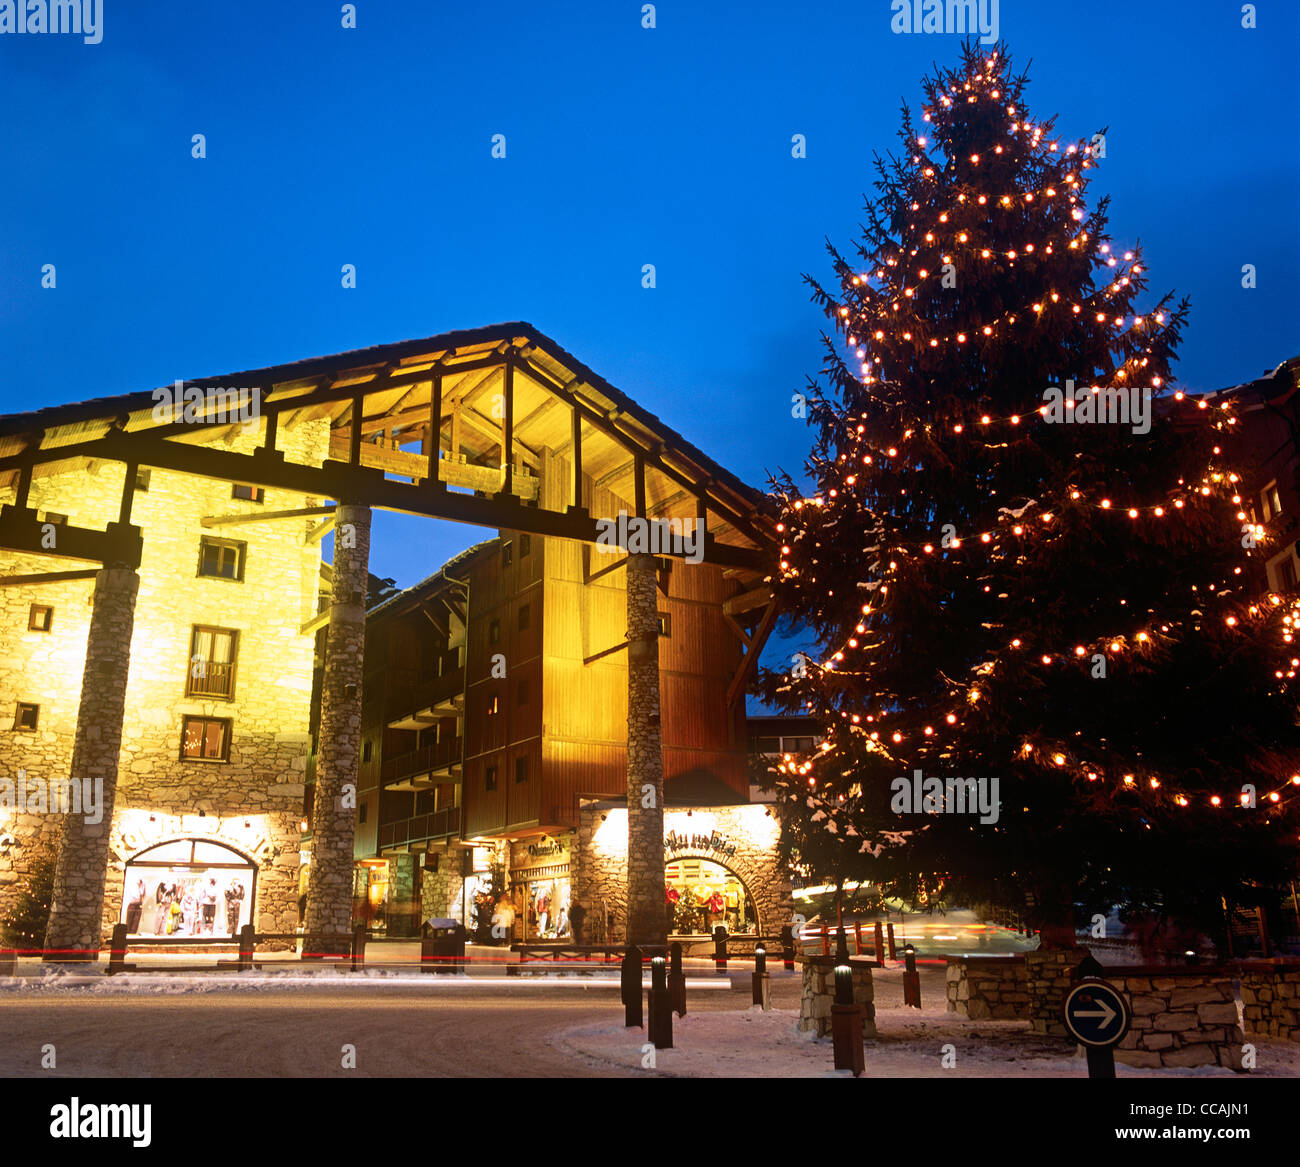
422 918 467 974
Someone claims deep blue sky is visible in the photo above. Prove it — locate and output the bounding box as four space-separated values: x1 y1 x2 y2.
4 1 1297 686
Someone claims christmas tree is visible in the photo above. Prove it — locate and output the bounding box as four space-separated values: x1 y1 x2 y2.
766 41 1300 948
2 852 56 953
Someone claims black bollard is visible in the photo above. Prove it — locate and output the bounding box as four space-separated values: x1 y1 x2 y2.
668 941 687 1017
886 921 897 961
903 942 922 1008
621 944 643 1027
237 923 256 972
780 924 795 971
712 925 728 975
648 955 673 1049
752 944 771 1010
831 961 865 1076
835 926 851 966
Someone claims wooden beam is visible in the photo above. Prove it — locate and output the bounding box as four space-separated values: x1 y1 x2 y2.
722 584 774 616
726 600 779 707
571 408 583 510
201 505 337 528
594 458 635 490
582 544 628 585
60 433 767 569
501 358 515 497
305 515 336 543
0 569 100 587
583 639 629 666
300 610 331 636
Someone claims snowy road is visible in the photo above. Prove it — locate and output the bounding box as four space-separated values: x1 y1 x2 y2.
0 972 819 1078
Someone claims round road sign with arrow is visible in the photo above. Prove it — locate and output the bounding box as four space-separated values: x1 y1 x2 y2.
1062 978 1131 1048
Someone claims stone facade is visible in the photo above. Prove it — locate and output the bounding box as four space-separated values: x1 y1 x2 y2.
573 801 793 944
0 419 328 949
946 955 1031 1020
798 956 877 1039
1237 960 1300 1042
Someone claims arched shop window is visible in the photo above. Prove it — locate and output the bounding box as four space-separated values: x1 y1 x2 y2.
665 858 758 936
119 838 256 938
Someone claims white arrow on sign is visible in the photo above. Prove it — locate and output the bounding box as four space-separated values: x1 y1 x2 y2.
1074 1000 1117 1028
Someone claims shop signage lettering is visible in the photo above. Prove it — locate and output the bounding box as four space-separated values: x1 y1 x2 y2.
526 840 564 859
664 830 737 858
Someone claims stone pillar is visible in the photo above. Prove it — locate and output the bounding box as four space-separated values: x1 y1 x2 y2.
305 503 370 953
625 552 665 947
1026 946 1088 1036
44 566 139 961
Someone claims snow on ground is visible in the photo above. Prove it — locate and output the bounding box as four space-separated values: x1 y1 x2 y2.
558 1005 1300 1079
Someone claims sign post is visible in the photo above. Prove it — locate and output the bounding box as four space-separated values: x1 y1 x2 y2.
1062 973 1131 1078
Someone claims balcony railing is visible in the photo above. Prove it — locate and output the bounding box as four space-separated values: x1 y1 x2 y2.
385 665 464 726
381 736 462 785
186 660 236 699
378 805 462 847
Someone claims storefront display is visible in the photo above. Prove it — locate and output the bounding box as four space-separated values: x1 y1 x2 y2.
509 836 572 941
119 838 255 937
665 857 756 935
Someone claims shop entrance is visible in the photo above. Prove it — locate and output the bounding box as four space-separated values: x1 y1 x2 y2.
120 838 256 938
665 857 758 936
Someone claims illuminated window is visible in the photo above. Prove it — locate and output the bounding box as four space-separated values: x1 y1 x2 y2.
489 618 501 644
181 716 231 762
232 484 264 503
657 612 672 637
1262 481 1283 521
14 703 39 731
502 541 513 566
186 626 238 699
43 512 68 526
487 694 500 716
198 537 245 581
28 605 53 632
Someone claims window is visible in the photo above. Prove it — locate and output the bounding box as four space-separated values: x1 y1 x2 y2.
518 603 530 632
181 716 232 761
43 512 68 526
13 703 39 731
1262 482 1283 522
232 484 264 503
487 694 500 716
520 533 531 557
198 537 246 581
134 468 151 492
514 756 528 784
359 801 369 825
657 612 672 637
362 741 373 763
28 605 53 632
1273 554 1298 591
489 618 501 645
485 765 498 791
502 541 513 566
186 626 238 698
517 679 529 706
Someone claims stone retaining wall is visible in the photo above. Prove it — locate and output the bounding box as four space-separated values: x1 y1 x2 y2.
798 955 876 1039
946 955 1030 1019
1106 969 1244 1070
1237 960 1300 1041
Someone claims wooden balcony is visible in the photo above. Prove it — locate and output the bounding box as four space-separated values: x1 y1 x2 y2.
378 805 462 847
381 735 463 790
386 665 464 730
